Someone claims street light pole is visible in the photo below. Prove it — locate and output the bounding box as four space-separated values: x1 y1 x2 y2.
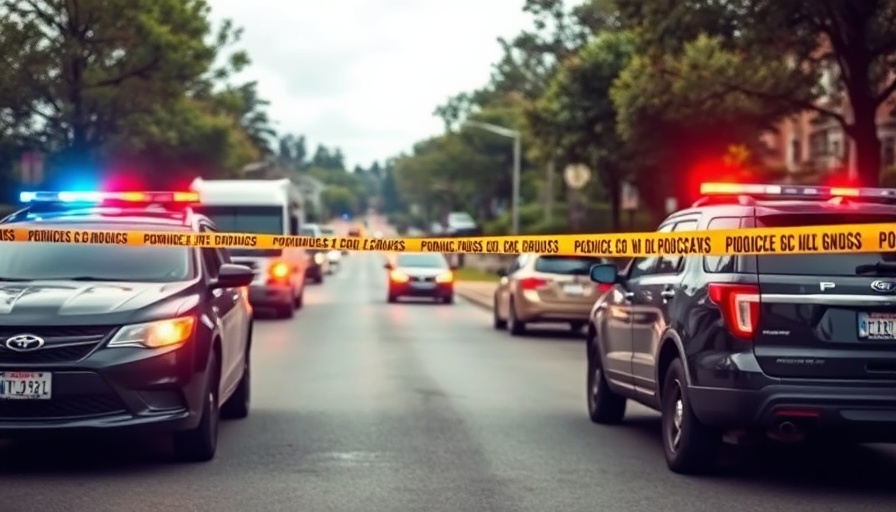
512 133 521 235
461 120 522 235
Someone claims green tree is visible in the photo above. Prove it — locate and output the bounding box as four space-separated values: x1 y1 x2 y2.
0 0 268 185
529 31 637 230
321 186 357 218
618 0 896 185
611 35 795 212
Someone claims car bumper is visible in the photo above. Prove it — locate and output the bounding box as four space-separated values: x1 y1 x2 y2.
688 353 896 441
390 282 453 298
0 342 207 435
248 284 292 307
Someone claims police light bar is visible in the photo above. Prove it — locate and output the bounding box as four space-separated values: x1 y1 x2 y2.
699 182 896 199
19 191 199 204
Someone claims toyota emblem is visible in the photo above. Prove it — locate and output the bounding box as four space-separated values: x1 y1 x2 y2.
4 334 45 352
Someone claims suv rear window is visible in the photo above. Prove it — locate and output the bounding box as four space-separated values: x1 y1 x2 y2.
534 256 607 275
756 213 896 276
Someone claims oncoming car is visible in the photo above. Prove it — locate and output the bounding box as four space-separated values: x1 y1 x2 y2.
0 190 255 462
385 252 456 304
319 225 341 272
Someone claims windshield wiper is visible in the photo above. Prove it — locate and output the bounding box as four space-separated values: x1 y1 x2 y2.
855 262 896 275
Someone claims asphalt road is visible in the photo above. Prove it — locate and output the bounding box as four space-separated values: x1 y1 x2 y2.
1 253 895 512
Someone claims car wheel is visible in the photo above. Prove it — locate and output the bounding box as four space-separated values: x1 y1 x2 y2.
221 343 250 420
294 288 304 309
570 321 585 332
508 299 526 336
492 297 507 329
661 358 721 474
173 351 219 462
387 294 398 303
586 337 626 424
443 295 454 304
277 302 294 319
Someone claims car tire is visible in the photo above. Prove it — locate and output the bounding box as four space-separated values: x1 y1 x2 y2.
173 351 219 462
586 337 626 424
443 295 454 304
278 302 294 319
387 294 398 303
508 299 526 336
492 297 507 329
661 358 721 475
221 343 250 420
570 321 585 332
294 288 304 310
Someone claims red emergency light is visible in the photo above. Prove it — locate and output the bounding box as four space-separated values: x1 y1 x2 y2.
698 182 896 200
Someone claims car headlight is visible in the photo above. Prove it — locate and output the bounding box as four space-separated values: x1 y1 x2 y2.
313 252 325 264
108 316 195 349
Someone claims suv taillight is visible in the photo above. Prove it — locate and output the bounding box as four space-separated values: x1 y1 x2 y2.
707 283 760 340
268 261 290 281
519 277 548 290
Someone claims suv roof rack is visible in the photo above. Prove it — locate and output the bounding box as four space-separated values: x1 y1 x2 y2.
2 190 200 225
694 182 896 207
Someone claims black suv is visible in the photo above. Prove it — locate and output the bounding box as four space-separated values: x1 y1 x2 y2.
0 191 254 462
586 182 896 474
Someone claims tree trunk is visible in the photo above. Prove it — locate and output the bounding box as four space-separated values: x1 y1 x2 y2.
850 97 882 185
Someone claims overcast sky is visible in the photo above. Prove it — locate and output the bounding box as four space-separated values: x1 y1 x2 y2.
209 0 533 169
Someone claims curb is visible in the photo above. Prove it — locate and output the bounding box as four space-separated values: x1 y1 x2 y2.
456 286 492 310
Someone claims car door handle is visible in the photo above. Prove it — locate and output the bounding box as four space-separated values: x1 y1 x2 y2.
660 289 675 299
623 291 634 301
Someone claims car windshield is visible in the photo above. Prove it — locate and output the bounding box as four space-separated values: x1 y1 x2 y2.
0 230 192 283
757 213 896 276
320 226 335 236
396 253 448 268
194 205 284 257
448 212 474 223
299 226 319 236
535 256 608 275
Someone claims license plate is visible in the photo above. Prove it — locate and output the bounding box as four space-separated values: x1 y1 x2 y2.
0 371 52 400
563 284 585 295
411 282 435 289
858 312 896 340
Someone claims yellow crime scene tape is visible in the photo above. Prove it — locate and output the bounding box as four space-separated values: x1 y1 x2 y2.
4 223 896 257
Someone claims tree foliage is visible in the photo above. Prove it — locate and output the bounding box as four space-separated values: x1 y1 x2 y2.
0 0 275 187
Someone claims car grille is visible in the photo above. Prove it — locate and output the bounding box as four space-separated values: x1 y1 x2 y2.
0 394 126 420
410 276 435 283
0 326 114 364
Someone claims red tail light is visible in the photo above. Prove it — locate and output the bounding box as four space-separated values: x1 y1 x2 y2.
519 277 548 290
597 283 614 294
707 283 760 340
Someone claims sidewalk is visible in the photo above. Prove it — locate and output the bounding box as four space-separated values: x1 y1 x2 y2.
455 281 496 309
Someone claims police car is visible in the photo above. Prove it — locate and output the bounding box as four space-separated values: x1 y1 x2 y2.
586 182 896 474
0 190 254 462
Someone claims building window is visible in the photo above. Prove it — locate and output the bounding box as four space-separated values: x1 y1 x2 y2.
789 138 801 165
883 137 896 168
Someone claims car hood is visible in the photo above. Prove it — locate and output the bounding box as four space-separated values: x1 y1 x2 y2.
0 281 194 318
398 267 451 277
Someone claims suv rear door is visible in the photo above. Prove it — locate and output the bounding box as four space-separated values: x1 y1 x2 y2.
751 211 896 380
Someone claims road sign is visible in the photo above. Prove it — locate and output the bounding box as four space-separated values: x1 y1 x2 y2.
563 164 590 190
621 182 638 210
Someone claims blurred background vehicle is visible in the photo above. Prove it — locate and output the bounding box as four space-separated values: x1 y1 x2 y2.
493 254 613 336
298 223 328 283
384 252 457 304
445 211 479 236
319 224 341 273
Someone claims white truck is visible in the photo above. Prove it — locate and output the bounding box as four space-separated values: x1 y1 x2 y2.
190 178 309 318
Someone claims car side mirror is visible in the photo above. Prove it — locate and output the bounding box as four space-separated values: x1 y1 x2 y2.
212 264 254 289
384 262 393 270
589 263 619 285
